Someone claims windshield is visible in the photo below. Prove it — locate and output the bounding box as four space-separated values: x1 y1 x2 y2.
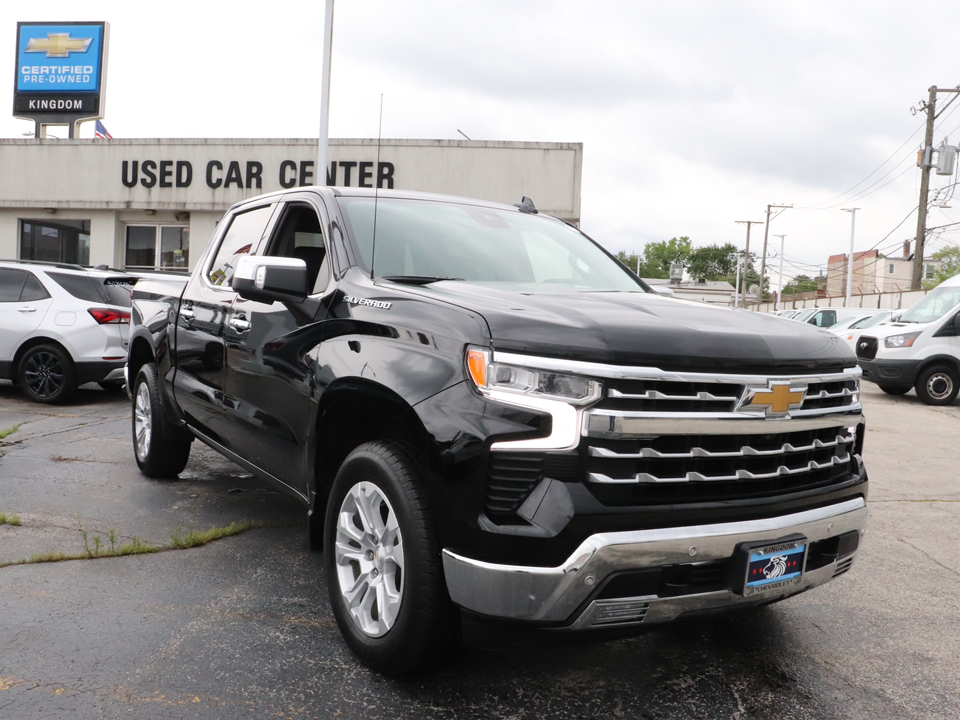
850 312 892 330
793 308 817 322
337 197 645 292
897 285 960 324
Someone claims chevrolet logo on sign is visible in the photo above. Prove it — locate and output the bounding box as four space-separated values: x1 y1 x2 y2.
740 383 806 417
25 33 92 58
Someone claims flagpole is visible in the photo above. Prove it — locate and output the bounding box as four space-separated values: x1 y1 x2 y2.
317 0 335 186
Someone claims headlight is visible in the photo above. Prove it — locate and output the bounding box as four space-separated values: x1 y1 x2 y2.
466 347 601 405
884 332 922 348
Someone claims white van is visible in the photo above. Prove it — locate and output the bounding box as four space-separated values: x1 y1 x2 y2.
855 275 960 404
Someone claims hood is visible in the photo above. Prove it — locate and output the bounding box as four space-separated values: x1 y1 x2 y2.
415 283 857 374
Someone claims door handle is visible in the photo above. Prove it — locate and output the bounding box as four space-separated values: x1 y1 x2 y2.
229 316 251 332
18 306 37 313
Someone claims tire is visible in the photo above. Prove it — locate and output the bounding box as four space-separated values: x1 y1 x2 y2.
132 363 192 477
878 385 910 396
18 343 77 404
915 364 960 406
98 380 126 392
324 441 456 676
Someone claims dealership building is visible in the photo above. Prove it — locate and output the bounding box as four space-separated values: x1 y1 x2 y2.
0 138 583 272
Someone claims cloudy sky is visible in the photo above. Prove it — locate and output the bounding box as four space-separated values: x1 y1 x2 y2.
4 1 960 288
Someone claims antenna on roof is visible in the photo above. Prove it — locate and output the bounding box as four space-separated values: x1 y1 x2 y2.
371 94 383 280
514 196 538 214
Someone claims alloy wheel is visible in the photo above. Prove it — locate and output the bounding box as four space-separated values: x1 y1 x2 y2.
23 351 64 400
334 481 405 637
134 381 153 460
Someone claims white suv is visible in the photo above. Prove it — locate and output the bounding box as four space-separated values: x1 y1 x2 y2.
0 260 135 403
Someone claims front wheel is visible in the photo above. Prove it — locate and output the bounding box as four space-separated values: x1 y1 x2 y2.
915 364 960 406
132 363 192 477
324 441 456 676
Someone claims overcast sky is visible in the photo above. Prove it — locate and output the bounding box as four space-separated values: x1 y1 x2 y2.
4 1 960 287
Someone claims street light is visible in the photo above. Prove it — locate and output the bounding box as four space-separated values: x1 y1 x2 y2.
841 208 859 307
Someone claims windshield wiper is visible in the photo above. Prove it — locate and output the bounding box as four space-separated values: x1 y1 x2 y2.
381 275 465 285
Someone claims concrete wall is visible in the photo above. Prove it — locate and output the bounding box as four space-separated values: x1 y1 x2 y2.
0 138 582 220
0 138 581 271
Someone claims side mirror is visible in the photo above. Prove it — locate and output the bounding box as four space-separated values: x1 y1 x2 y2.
231 255 309 304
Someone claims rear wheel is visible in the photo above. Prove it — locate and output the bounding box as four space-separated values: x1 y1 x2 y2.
18 344 76 404
324 441 456 676
914 364 960 406
878 385 910 396
132 363 192 477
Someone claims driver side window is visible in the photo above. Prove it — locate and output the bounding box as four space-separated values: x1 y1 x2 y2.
264 203 329 294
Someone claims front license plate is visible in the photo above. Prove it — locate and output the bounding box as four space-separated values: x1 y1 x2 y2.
742 538 806 597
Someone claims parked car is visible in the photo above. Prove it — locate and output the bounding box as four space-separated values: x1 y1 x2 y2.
857 275 960 404
833 311 894 351
0 260 135 403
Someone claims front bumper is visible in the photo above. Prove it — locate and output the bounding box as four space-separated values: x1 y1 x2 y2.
442 497 867 629
859 358 922 386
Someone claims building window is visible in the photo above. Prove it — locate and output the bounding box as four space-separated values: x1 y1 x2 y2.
19 219 90 265
125 225 190 271
889 263 895 274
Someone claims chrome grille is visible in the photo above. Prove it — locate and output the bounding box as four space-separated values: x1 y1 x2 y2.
588 429 854 484
597 372 860 419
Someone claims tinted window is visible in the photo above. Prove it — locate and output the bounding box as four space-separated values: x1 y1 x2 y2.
21 273 51 301
207 205 273 287
100 278 135 307
47 271 105 303
0 268 28 302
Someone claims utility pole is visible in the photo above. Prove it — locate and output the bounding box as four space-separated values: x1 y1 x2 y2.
913 85 960 289
758 204 792 310
773 234 786 311
841 208 859 306
735 220 763 308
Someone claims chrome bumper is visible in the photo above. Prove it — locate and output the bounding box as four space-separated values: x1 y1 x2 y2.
442 497 867 627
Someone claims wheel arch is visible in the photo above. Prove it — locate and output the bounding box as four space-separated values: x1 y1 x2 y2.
309 377 432 550
12 336 75 379
127 334 157 395
915 354 960 380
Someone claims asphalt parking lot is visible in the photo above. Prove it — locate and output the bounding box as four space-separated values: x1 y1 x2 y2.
1 379 958 720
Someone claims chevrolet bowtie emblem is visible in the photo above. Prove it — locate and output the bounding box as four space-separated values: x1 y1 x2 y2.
25 33 92 58
745 384 806 416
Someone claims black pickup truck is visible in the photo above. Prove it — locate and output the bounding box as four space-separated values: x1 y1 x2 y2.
127 186 868 675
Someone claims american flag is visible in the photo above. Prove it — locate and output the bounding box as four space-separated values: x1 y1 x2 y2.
95 120 112 139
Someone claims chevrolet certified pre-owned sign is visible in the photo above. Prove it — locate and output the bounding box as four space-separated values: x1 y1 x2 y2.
13 21 109 120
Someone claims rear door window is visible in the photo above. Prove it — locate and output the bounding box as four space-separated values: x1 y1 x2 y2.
20 273 51 301
0 268 28 302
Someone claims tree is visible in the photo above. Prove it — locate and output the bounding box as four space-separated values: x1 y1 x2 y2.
638 237 692 278
616 250 641 274
927 246 960 288
782 274 820 295
686 243 739 281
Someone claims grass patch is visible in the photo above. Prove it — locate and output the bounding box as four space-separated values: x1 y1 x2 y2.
0 424 21 441
170 521 256 549
51 455 82 462
0 517 261 569
0 511 22 526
